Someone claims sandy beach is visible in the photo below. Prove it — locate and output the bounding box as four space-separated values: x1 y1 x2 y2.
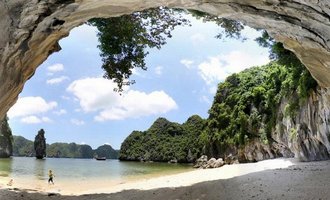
1 158 330 199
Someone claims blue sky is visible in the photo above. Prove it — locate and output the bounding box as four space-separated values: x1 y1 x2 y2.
8 15 270 149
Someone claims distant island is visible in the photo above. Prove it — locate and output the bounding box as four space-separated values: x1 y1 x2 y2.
13 135 119 159
119 115 205 163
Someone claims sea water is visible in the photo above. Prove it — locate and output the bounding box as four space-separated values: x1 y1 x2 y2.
0 157 192 183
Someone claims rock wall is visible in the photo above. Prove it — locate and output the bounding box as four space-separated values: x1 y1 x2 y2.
237 87 330 162
273 87 330 161
0 0 329 120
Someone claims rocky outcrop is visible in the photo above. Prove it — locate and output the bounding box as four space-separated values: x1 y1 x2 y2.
194 155 226 168
0 115 13 158
238 139 294 162
0 0 330 120
34 129 46 159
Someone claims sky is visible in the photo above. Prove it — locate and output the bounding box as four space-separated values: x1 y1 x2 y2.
7 14 270 149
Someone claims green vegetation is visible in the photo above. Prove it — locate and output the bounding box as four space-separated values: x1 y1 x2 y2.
13 135 118 159
88 7 189 92
120 59 317 162
203 32 317 158
13 136 34 157
119 31 318 161
47 143 94 158
119 115 206 162
109 10 318 162
188 9 245 40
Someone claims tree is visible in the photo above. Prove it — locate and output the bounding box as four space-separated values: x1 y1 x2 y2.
88 7 189 92
0 115 13 158
188 10 245 40
255 31 317 98
34 129 46 159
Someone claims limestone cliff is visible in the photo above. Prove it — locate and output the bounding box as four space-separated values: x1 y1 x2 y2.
273 87 330 161
239 87 330 162
0 115 13 158
0 0 330 120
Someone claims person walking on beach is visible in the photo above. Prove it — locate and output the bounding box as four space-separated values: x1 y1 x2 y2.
48 169 55 184
7 179 13 186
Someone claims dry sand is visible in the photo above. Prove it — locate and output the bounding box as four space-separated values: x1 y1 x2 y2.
1 158 330 199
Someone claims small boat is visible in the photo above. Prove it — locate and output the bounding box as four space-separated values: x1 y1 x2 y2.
95 156 106 161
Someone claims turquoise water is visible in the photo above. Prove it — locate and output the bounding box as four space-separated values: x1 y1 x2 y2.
0 157 192 182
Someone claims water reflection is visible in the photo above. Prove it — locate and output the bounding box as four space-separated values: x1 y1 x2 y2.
0 158 12 177
33 159 46 180
0 157 192 182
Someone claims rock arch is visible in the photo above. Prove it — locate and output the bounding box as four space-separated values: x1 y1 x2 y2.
0 0 329 119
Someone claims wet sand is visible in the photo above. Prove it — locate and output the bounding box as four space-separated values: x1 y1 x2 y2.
1 158 330 199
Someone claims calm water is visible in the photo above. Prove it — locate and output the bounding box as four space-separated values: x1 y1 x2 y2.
0 157 192 182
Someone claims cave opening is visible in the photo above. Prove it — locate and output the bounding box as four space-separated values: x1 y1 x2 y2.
7 10 271 151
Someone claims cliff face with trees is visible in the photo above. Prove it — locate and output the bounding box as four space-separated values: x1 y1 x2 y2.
203 61 318 162
119 59 325 163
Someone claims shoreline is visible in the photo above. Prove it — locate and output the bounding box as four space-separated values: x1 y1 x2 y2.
1 158 295 196
2 158 330 199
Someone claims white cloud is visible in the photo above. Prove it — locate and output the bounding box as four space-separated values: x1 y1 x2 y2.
198 56 228 85
47 63 64 73
190 33 206 44
200 95 211 104
67 77 178 121
197 50 270 91
180 59 194 69
21 116 52 124
46 76 69 85
95 90 178 121
53 109 67 115
71 119 85 126
42 117 52 123
70 25 98 43
67 78 121 112
8 97 57 118
131 68 148 79
154 66 163 75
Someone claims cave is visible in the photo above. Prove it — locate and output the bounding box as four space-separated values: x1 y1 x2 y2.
0 0 329 121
